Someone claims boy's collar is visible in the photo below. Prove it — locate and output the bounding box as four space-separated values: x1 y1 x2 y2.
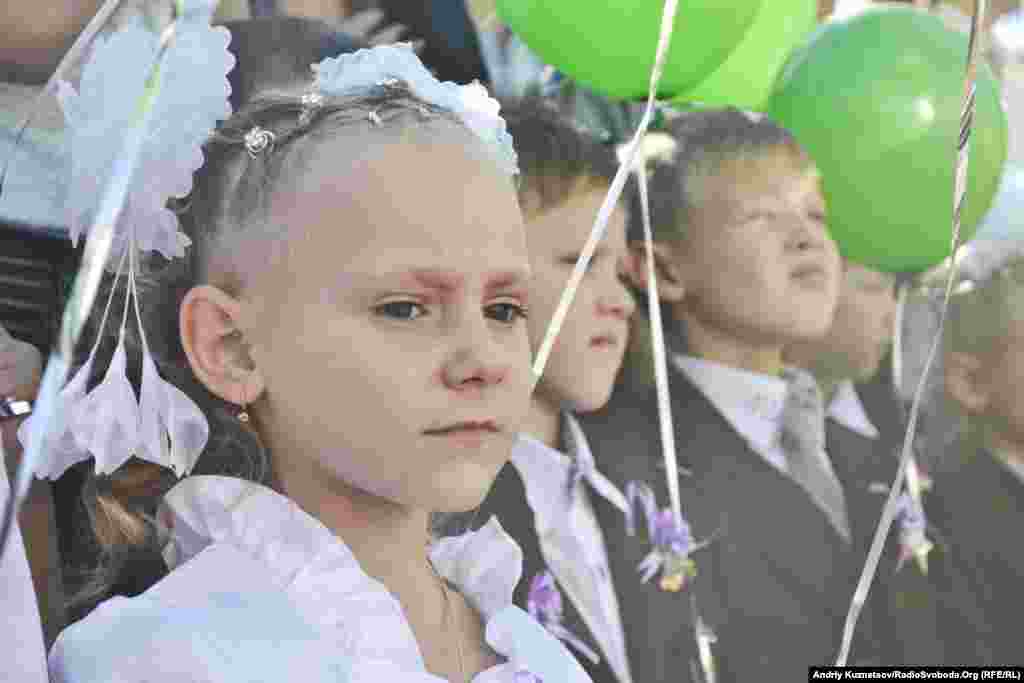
827 381 880 440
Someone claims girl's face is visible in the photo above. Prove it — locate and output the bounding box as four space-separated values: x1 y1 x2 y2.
524 187 635 413
243 123 533 513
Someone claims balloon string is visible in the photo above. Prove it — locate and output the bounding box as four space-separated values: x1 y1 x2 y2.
637 165 683 527
0 5 180 561
530 0 680 389
834 0 987 666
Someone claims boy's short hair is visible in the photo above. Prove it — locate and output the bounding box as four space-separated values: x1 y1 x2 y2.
501 97 619 219
631 108 817 244
940 246 1024 356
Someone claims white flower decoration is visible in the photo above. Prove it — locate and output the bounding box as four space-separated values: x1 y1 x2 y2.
57 15 235 267
16 357 96 480
70 341 141 475
312 43 518 176
138 351 209 477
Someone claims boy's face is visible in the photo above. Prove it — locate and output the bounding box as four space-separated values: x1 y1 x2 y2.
679 155 841 348
979 317 1024 446
524 186 636 414
794 262 897 381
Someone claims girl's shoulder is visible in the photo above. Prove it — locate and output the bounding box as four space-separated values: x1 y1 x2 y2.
49 544 351 683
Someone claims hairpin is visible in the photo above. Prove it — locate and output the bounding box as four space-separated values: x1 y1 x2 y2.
297 91 324 126
367 110 383 126
244 126 275 158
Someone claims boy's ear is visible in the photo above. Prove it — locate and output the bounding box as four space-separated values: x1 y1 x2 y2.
944 351 989 415
625 241 687 303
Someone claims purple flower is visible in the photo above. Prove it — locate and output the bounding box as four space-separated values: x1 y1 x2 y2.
526 571 600 664
895 493 934 574
527 571 563 624
653 508 694 555
625 481 701 592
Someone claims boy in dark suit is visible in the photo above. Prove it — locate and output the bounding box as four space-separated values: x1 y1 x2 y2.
580 109 899 682
786 260 945 665
925 245 1024 665
472 99 636 683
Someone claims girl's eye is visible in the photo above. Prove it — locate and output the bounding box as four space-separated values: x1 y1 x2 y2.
375 301 427 321
486 301 528 324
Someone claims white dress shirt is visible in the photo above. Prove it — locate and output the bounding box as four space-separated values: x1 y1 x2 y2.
511 413 633 683
672 354 844 485
828 380 880 440
0 441 48 683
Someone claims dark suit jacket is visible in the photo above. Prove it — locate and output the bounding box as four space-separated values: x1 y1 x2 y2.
575 365 903 683
477 460 622 683
847 380 948 665
926 444 1024 666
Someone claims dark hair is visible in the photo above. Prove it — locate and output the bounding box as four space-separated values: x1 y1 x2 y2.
627 107 816 244
218 15 366 110
70 83 466 616
500 97 618 219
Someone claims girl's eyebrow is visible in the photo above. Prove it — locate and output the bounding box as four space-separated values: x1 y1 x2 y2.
377 268 530 295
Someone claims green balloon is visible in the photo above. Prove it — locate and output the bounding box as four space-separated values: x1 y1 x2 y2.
496 0 760 100
672 0 817 111
766 7 1008 273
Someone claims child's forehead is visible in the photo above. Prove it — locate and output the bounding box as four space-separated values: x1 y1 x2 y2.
709 150 820 199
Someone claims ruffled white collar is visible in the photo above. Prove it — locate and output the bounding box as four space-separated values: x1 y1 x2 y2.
160 476 590 683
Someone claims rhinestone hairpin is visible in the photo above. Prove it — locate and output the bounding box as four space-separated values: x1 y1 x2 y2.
298 91 324 126
244 126 275 158
367 109 383 126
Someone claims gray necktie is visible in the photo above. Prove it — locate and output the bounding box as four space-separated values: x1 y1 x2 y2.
779 369 852 543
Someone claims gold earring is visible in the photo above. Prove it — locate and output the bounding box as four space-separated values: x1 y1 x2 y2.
237 375 250 423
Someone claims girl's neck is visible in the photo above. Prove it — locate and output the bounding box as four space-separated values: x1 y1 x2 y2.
680 307 785 377
522 393 562 450
279 463 434 588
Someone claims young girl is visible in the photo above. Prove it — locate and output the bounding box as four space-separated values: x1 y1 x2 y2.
44 32 592 683
474 99 636 683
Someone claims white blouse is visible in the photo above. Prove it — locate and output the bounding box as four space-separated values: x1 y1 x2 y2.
0 442 48 683
49 475 593 683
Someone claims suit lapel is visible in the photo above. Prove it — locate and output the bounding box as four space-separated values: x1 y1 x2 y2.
476 460 622 683
580 366 865 682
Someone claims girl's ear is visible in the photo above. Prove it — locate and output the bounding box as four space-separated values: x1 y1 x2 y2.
179 285 266 406
944 351 990 415
625 241 687 304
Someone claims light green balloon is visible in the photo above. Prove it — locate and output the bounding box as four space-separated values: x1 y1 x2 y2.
672 0 817 111
496 0 760 100
766 7 1008 273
